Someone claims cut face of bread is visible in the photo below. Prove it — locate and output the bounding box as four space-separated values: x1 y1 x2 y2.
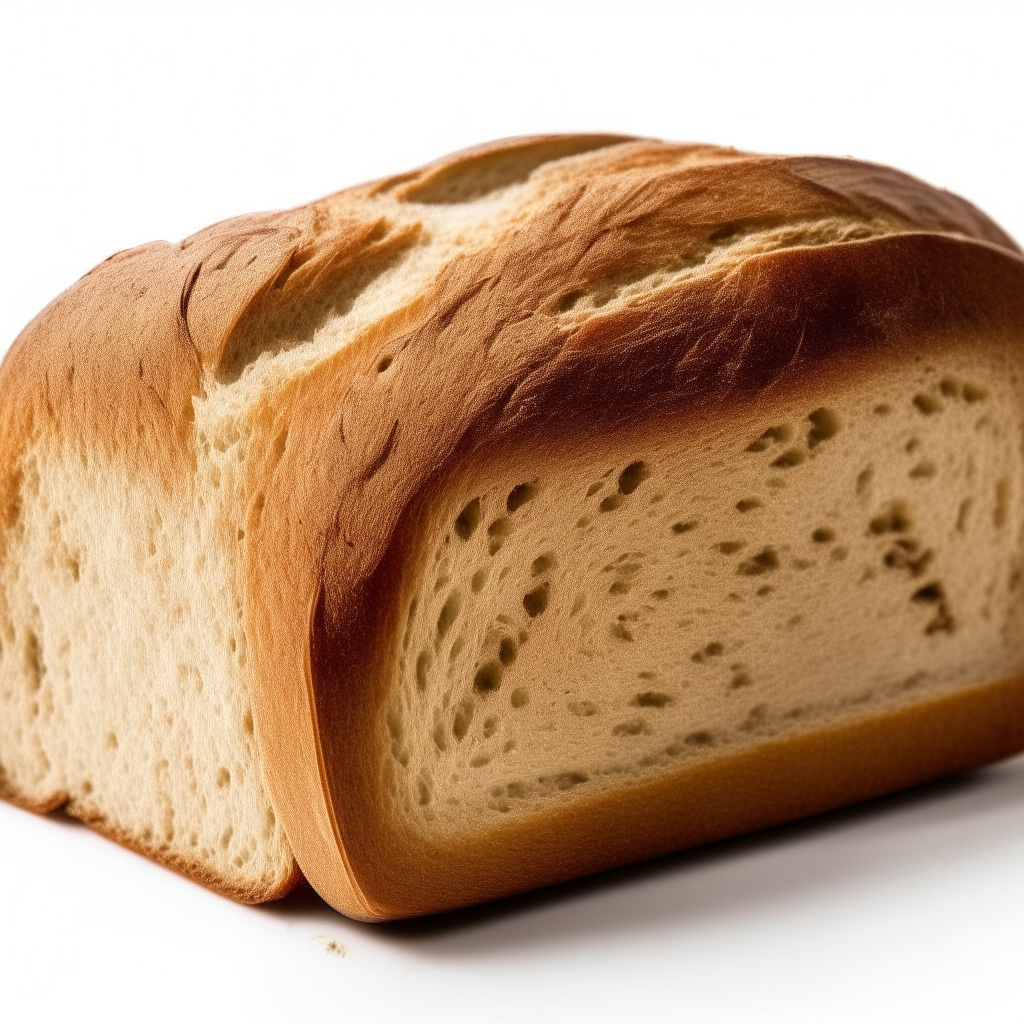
378 346 1024 838
3 134 1024 919
0 430 295 900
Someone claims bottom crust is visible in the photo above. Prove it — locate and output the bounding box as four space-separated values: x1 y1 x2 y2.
0 789 304 905
330 671 1024 920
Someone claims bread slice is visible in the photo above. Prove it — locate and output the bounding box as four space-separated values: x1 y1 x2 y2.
1 135 1023 917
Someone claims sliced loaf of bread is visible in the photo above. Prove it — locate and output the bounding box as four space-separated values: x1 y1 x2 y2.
1 136 1023 917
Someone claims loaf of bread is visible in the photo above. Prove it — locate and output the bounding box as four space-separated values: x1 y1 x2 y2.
2 134 1023 920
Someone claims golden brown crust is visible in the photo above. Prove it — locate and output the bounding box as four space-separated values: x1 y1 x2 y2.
0 784 304 902
71 807 305 904
245 142 1024 918
3 135 1024 915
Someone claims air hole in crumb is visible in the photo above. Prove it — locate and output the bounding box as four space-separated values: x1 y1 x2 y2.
807 408 840 448
432 723 447 752
377 355 393 373
963 383 987 403
436 591 462 639
558 290 584 313
510 687 530 708
939 378 958 396
471 567 489 593
632 691 674 708
956 499 972 532
873 404 891 415
507 482 538 513
746 424 792 452
387 707 403 742
523 583 550 617
870 501 912 535
483 716 499 738
454 499 481 540
736 498 762 512
554 772 588 791
718 541 745 554
474 661 503 694
498 638 518 665
569 700 597 716
912 582 955 634
910 461 936 479
693 642 723 662
609 580 630 595
618 461 651 495
600 493 623 512
416 650 432 690
730 671 753 689
994 479 1010 528
24 631 43 691
586 481 604 497
651 589 669 600
487 517 512 554
610 622 634 641
685 730 714 746
812 527 835 543
672 521 697 534
453 698 475 739
883 539 932 576
737 548 779 576
856 466 873 495
772 449 805 469
913 393 943 415
217 768 230 788
532 553 557 575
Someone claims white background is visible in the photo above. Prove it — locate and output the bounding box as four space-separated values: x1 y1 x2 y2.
1 2 1023 1021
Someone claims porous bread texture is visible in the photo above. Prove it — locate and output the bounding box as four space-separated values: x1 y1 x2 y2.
1 134 1023 913
0 135 662 897
0 427 292 898
382 346 1024 833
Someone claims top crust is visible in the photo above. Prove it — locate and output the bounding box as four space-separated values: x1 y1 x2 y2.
2 136 1023 915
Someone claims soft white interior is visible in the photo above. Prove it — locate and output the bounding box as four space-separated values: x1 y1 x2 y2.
0 436 291 890
382 347 1024 834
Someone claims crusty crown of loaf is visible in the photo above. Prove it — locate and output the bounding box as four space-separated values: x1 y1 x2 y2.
2 135 1023 916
